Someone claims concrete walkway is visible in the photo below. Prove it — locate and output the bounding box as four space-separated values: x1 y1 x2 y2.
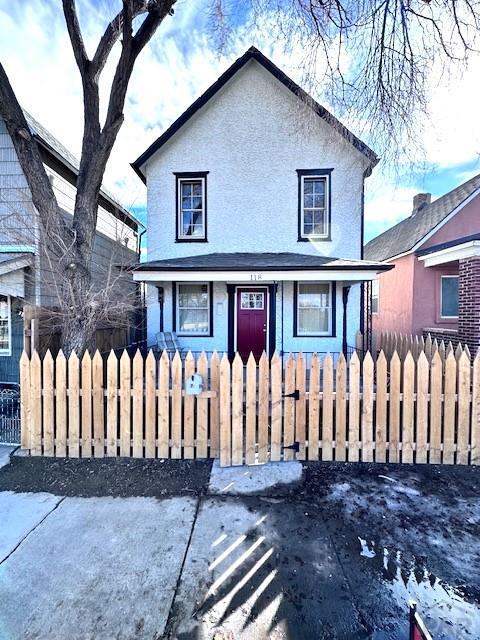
0 458 479 639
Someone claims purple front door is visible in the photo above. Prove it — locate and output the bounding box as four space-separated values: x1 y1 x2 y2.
236 288 268 360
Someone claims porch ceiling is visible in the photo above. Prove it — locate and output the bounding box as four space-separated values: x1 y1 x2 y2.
133 252 392 282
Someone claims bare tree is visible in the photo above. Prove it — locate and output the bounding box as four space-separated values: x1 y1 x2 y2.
1 0 479 355
0 0 176 354
214 0 480 160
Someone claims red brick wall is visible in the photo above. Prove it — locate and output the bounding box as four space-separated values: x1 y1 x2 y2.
458 256 480 353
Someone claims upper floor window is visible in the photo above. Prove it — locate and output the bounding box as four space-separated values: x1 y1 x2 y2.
175 172 208 242
297 169 332 241
440 275 459 318
0 295 11 356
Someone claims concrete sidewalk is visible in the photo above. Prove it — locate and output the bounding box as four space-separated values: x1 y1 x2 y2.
0 457 479 639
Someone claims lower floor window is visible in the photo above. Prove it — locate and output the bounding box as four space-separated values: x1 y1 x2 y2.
0 295 11 354
440 275 459 318
176 283 210 335
296 282 332 335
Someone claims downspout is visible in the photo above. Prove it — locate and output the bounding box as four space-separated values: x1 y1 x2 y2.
281 281 284 356
342 285 351 356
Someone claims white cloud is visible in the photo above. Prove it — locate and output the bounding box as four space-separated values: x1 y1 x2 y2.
0 0 479 239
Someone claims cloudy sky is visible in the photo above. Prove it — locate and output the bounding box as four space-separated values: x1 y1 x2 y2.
1 0 480 243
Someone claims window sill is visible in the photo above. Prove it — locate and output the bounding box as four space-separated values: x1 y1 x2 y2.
175 238 208 243
297 236 331 243
293 333 336 338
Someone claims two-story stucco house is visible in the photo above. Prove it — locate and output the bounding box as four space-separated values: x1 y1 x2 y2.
0 111 143 383
132 47 390 360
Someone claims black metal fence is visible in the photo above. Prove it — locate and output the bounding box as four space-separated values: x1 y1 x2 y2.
0 383 20 444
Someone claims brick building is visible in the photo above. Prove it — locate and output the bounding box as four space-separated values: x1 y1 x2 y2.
365 175 480 354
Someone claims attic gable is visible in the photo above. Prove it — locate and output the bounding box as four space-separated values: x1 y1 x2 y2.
132 46 378 182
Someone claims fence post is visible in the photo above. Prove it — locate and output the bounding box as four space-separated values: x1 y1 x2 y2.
183 352 195 459
219 353 231 467
120 350 132 458
258 352 269 464
457 351 471 465
362 352 374 462
322 353 334 461
472 352 480 465
68 352 80 458
157 351 170 459
283 354 296 461
270 352 282 462
144 349 156 459
232 353 244 466
19 351 31 451
443 352 456 464
55 351 67 458
335 353 347 462
92 350 104 458
196 352 208 459
308 353 320 461
295 353 306 460
348 352 360 462
81 351 92 457
245 353 257 465
209 352 220 458
106 350 118 457
416 352 429 464
375 351 387 463
429 351 442 464
42 350 54 457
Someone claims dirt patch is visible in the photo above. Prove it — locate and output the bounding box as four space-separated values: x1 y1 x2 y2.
0 456 213 498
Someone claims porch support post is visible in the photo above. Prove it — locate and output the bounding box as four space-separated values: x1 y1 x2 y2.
458 256 480 353
342 285 351 356
268 283 277 357
227 284 235 360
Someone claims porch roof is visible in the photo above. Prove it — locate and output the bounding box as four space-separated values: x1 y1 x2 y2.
133 252 392 282
416 233 480 267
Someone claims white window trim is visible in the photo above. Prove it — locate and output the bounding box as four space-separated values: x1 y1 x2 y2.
296 281 332 336
177 177 206 240
175 282 211 336
440 275 459 319
0 295 12 357
300 175 329 240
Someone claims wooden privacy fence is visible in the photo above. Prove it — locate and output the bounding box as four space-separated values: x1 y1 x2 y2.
377 331 469 362
20 348 480 466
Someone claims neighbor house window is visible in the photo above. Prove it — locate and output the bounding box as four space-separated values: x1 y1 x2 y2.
0 295 11 355
297 170 331 241
175 172 208 241
295 282 333 336
440 275 459 318
175 283 211 335
371 279 379 314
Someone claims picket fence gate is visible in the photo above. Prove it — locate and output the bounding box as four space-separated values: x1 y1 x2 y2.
19 347 480 467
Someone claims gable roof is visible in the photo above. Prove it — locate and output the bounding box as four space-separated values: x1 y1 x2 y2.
364 173 480 262
131 46 378 183
23 111 143 231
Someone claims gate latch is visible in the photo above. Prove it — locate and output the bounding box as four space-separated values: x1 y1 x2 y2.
284 442 300 452
282 389 300 400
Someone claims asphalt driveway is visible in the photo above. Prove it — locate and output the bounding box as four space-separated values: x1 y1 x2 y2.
0 455 479 639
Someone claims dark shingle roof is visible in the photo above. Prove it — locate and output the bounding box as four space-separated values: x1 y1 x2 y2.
23 111 142 229
364 173 480 262
136 252 391 272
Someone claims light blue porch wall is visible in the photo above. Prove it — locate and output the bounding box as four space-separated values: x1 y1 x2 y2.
146 281 361 354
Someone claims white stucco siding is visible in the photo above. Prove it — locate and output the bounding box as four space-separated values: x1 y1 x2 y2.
144 60 367 261
146 280 361 356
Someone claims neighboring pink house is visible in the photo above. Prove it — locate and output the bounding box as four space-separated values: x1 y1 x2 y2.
364 174 480 353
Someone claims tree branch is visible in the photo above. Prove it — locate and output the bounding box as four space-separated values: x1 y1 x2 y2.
62 0 89 74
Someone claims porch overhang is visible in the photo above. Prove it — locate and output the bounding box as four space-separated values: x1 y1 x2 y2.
133 252 392 283
0 252 33 298
416 234 480 267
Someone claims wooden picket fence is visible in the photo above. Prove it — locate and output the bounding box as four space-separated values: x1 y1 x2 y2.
377 331 468 362
20 347 480 466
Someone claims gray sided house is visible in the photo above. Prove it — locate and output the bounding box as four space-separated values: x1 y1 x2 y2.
0 112 143 383
132 47 391 361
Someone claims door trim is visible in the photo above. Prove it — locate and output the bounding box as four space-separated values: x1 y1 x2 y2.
227 284 276 359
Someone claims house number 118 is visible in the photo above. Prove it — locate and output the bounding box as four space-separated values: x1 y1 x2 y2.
250 274 262 280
